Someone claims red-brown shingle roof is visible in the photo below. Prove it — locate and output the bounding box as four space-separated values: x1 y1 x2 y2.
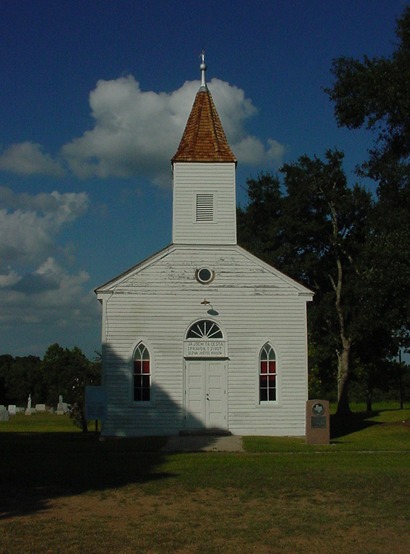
172 87 236 163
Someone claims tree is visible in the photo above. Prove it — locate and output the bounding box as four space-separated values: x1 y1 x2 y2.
238 149 409 413
283 151 375 414
237 172 284 265
325 6 410 191
0 355 41 405
40 344 101 431
326 5 410 374
239 151 373 414
0 355 14 404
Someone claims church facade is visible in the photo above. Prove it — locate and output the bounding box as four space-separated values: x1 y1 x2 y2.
95 59 313 437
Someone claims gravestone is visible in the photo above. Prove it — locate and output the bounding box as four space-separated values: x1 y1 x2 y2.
306 399 330 444
35 404 47 412
25 394 33 415
57 395 68 414
0 405 9 422
8 405 17 416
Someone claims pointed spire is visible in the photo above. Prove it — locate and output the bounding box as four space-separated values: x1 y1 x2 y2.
200 51 207 89
172 56 236 163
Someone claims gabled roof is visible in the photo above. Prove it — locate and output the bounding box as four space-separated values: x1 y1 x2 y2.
172 58 236 163
95 243 313 300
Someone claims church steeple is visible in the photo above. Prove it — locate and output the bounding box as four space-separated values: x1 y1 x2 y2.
172 57 237 246
172 54 236 164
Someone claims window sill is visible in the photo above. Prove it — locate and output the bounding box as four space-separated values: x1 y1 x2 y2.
258 401 279 407
132 401 154 408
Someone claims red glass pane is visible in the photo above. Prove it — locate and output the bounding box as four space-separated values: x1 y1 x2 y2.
268 361 276 374
260 361 268 374
260 375 268 386
134 361 142 374
268 375 276 386
142 360 150 374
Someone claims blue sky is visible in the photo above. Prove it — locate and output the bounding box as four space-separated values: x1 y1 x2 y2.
0 0 407 358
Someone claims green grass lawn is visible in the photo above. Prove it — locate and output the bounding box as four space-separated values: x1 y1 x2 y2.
0 410 82 432
0 404 409 553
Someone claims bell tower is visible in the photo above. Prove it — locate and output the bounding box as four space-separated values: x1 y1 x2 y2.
171 55 237 245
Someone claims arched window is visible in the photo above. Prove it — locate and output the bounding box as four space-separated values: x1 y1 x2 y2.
186 320 223 339
133 343 150 402
259 343 277 402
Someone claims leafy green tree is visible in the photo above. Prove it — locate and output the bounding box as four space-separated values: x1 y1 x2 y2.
238 150 409 413
326 4 410 374
325 6 410 190
239 151 374 414
40 344 101 431
282 151 374 414
0 355 41 405
0 355 14 404
237 172 285 266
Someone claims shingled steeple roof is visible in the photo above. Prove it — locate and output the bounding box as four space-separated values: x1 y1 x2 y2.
172 55 236 164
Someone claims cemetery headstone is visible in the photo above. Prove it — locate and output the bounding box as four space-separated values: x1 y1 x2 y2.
57 395 68 414
8 405 16 416
25 394 33 415
0 405 10 422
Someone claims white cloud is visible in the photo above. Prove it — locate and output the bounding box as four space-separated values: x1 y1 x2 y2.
0 77 284 186
0 257 98 328
0 268 20 288
0 186 89 270
266 138 287 162
0 188 94 335
0 142 64 177
233 136 287 166
62 75 285 186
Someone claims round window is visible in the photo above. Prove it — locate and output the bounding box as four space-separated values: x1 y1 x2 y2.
196 267 214 284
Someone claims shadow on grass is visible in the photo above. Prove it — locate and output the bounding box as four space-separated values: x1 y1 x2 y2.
330 411 381 440
0 369 233 520
0 432 172 520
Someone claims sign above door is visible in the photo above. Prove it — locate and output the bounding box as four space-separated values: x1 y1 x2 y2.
184 340 227 358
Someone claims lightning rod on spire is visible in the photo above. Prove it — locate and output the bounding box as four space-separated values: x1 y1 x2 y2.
200 50 207 88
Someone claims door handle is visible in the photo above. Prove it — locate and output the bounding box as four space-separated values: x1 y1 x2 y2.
206 393 210 401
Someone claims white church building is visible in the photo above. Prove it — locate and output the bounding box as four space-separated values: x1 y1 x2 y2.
95 58 313 437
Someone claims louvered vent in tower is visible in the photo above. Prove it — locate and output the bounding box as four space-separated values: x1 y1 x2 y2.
196 194 214 222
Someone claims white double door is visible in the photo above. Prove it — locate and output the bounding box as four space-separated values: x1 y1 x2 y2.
185 360 227 430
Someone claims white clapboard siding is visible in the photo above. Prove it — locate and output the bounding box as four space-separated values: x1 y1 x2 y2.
172 163 237 245
96 244 312 437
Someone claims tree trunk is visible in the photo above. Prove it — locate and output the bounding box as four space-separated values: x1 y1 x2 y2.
336 340 351 415
366 388 373 413
329 200 352 416
398 351 404 410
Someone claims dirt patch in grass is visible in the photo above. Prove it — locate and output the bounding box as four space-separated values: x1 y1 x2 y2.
3 486 409 554
1 410 409 553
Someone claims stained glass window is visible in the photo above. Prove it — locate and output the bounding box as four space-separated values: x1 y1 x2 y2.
134 343 150 402
259 343 276 402
186 320 223 339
